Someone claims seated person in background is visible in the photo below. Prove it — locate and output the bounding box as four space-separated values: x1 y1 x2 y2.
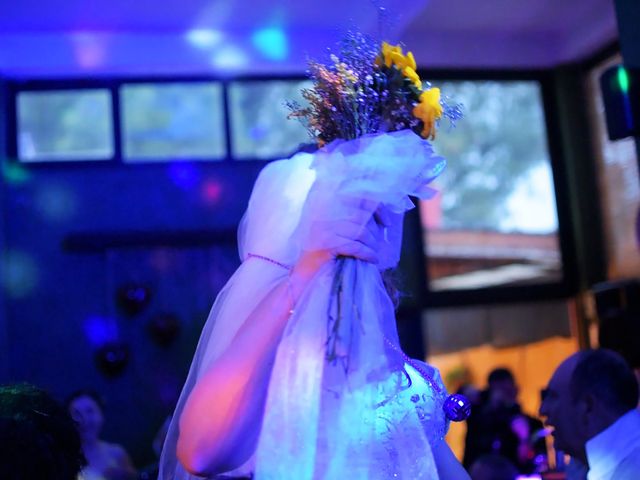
464 368 546 474
67 390 137 480
469 454 519 480
0 383 84 480
539 348 640 480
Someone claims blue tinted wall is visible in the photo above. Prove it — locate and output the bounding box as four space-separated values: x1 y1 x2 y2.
0 81 8 381
1 156 264 467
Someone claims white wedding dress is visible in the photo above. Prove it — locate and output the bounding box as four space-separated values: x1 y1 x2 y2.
159 130 449 479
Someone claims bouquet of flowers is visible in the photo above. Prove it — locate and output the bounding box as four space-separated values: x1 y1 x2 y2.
287 33 463 367
288 31 462 145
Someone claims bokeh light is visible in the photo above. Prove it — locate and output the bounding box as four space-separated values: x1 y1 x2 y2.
252 27 288 61
71 33 108 69
201 179 223 205
185 29 223 49
1 249 39 299
210 44 249 70
1 161 31 185
82 315 119 348
167 162 200 189
34 184 78 223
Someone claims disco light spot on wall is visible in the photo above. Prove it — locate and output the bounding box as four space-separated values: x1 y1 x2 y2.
185 29 223 49
167 162 200 189
2 161 31 185
35 185 78 223
201 179 223 205
72 33 107 69
82 315 119 348
252 27 288 61
210 44 249 69
1 250 39 299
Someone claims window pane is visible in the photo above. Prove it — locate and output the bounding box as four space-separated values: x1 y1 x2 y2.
421 81 561 291
17 90 113 161
228 80 312 160
121 82 225 161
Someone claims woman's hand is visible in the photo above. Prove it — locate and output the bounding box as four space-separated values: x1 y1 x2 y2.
297 193 390 266
292 201 387 295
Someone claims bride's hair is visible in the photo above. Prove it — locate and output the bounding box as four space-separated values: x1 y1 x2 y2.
382 268 404 310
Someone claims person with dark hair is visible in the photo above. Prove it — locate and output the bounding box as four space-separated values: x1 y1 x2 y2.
0 383 84 480
539 348 640 479
463 367 546 474
67 390 137 480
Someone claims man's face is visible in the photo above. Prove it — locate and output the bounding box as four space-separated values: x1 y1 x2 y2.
539 356 584 458
490 379 518 407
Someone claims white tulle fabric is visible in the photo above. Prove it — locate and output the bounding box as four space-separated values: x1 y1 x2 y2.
159 130 449 480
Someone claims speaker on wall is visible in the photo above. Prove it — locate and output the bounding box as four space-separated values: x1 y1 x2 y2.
600 64 640 141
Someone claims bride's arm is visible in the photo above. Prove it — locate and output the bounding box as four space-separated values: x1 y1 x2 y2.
177 210 382 476
176 251 330 476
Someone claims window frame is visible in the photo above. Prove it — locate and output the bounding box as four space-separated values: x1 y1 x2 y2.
6 74 321 166
118 80 228 162
225 77 314 161
413 69 579 306
3 71 579 305
15 87 116 162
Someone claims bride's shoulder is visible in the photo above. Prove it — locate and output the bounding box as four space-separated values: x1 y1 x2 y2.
405 360 446 397
261 152 314 175
404 360 450 442
250 153 316 202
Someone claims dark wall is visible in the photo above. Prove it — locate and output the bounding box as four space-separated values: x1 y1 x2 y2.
1 158 264 467
0 80 8 381
551 67 607 289
615 0 640 68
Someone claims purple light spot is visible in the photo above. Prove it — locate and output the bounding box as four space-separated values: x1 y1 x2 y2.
201 179 223 205
1 250 39 299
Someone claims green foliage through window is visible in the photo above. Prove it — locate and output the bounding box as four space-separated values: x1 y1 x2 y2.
17 90 113 161
121 82 226 161
432 81 557 233
228 80 313 159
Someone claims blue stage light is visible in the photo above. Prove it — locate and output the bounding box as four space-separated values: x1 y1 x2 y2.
252 27 288 61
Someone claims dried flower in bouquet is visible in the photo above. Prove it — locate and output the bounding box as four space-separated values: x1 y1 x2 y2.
287 31 462 145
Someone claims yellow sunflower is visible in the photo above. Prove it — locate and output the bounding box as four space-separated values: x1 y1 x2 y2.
413 88 443 140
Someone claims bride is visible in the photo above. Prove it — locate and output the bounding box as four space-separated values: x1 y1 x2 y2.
159 37 470 480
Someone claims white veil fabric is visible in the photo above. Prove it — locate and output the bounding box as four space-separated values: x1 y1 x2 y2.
159 130 449 480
